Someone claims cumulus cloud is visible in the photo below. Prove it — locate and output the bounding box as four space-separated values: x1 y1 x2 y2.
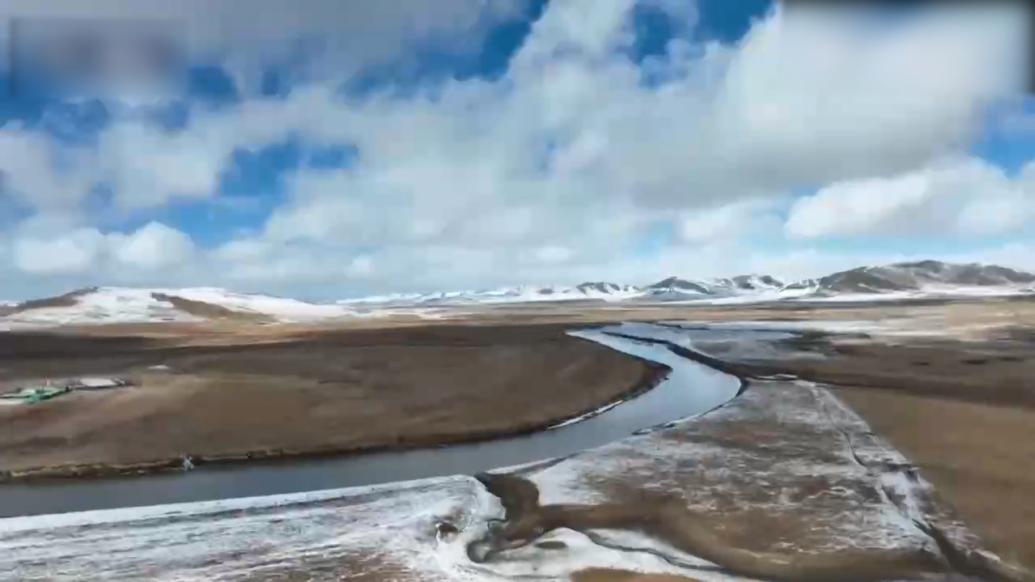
0 0 534 214
344 256 375 279
0 0 528 89
0 126 97 210
13 228 106 274
49 0 1021 221
199 1 1024 291
109 221 196 269
0 1 1032 297
677 199 783 243
10 221 194 275
786 158 1035 239
532 245 576 264
98 123 228 209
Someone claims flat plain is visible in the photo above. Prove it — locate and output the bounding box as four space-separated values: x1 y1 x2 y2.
2 296 1034 581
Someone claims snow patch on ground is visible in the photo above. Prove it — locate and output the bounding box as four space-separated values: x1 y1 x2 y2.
74 377 122 388
622 321 824 363
663 318 960 342
484 528 746 581
528 377 942 555
0 476 506 581
792 284 1033 303
548 399 626 430
0 322 1006 580
0 476 464 533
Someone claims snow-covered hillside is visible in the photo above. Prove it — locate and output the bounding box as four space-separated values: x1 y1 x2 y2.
340 261 1035 307
812 260 1035 295
640 274 787 301
339 283 643 306
169 288 354 320
1 287 356 327
3 262 1033 327
341 274 796 306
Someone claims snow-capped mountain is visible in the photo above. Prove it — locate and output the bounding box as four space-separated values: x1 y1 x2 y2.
1 287 356 327
641 277 713 300
812 261 1035 295
338 261 1035 307
3 261 1033 328
641 274 786 301
574 281 643 298
725 274 786 292
339 283 643 306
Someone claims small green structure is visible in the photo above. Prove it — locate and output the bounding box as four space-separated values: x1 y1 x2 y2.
0 383 71 405
0 377 128 405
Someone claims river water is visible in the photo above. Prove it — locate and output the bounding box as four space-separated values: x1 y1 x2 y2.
0 324 740 517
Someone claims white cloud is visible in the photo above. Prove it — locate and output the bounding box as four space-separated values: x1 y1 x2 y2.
1 1 1032 297
207 2 1024 292
532 245 575 264
10 222 194 276
514 0 636 65
345 256 375 279
212 238 272 262
0 126 97 210
98 123 229 209
13 229 106 274
677 199 783 243
109 221 196 269
786 158 1035 239
73 0 1024 221
0 0 527 90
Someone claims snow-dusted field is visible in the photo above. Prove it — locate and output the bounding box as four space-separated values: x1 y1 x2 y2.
0 379 999 581
0 477 503 581
0 323 1016 581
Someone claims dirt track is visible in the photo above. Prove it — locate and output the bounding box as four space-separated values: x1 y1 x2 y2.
0 324 661 478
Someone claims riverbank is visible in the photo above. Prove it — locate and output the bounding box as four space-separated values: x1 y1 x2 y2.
473 374 1027 581
0 324 666 482
0 355 666 483
4 299 1035 580
4 324 1025 581
652 308 1035 575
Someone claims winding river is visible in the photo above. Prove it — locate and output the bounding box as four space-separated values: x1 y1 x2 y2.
0 324 740 517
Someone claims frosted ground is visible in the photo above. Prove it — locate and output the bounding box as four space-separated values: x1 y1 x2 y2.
1 323 1027 581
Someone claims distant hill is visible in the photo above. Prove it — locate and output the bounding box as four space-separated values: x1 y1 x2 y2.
3 287 354 327
812 261 1035 295
4 261 1034 328
347 260 1033 306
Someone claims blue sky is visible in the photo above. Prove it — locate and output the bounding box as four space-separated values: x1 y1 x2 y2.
0 0 1032 300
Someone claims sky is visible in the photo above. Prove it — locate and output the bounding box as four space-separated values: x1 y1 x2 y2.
0 0 1033 300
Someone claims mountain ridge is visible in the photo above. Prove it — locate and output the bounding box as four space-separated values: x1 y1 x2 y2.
2 261 1033 327
337 260 1035 306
